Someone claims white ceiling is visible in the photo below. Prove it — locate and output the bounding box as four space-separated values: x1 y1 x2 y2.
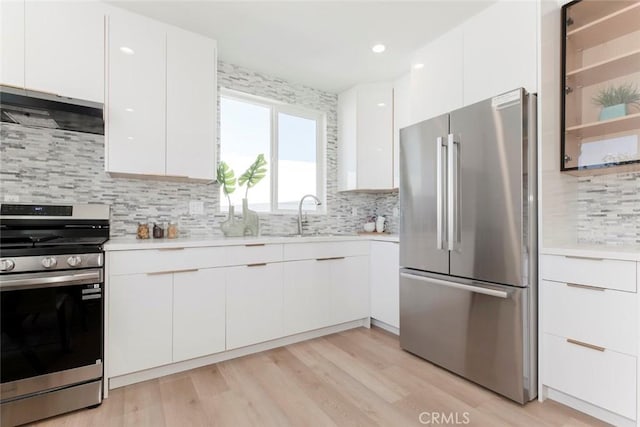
109 1 494 93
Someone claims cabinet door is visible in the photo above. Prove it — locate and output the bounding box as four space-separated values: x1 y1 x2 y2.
226 263 284 350
370 242 400 328
106 10 165 175
330 256 370 324
410 26 463 122
0 0 24 88
109 273 172 376
166 27 217 180
356 83 394 190
283 259 332 335
24 1 105 102
393 74 411 188
173 268 226 362
462 1 537 105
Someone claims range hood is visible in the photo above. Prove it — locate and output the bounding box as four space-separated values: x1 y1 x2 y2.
0 86 104 135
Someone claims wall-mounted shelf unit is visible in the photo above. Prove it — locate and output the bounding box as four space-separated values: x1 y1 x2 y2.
561 0 640 175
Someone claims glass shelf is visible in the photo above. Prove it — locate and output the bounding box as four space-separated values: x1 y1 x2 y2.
561 0 640 174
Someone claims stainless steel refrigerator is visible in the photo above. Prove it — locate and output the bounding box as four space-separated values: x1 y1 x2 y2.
399 88 537 404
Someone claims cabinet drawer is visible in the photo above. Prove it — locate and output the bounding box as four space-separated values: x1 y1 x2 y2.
543 333 636 420
541 254 636 292
109 247 228 275
283 241 369 261
224 244 283 266
542 280 636 355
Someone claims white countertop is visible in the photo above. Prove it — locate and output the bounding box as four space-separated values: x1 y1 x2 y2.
541 244 640 262
104 233 399 251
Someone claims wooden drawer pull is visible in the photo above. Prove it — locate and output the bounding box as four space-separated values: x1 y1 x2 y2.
565 255 603 261
245 243 266 247
158 247 185 251
566 338 605 352
567 283 605 291
247 263 267 267
316 257 346 262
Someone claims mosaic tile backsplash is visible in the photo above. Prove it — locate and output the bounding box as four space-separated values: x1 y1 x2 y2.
577 172 640 245
0 61 398 238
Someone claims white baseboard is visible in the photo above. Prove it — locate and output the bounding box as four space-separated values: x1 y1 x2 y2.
371 318 399 335
108 318 368 391
544 386 635 427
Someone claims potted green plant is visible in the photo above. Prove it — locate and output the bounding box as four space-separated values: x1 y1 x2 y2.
217 161 244 237
237 154 268 236
592 83 640 121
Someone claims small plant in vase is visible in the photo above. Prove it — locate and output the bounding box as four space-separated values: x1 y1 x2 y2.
217 161 244 237
592 83 640 121
238 154 268 236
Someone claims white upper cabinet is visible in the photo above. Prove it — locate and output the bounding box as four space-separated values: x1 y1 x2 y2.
409 26 464 123
338 83 394 191
166 27 217 180
106 10 166 176
393 74 411 188
0 0 25 88
462 1 537 105
24 1 105 102
106 8 217 181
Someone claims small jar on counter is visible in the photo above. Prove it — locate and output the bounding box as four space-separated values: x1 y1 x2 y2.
137 223 150 239
152 223 164 239
167 222 179 239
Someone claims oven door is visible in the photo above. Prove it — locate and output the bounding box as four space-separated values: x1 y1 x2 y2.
0 269 103 401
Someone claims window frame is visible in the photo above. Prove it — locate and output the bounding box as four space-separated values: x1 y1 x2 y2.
219 88 326 214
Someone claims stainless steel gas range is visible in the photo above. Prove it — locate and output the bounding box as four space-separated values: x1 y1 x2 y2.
0 204 110 426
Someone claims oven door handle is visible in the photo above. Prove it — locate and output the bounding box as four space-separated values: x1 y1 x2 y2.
0 269 103 291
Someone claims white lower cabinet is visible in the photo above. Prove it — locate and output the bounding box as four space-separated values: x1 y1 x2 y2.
107 240 372 385
543 333 636 420
540 251 638 424
226 263 284 350
369 241 400 329
283 259 332 335
283 255 370 335
173 269 226 362
109 273 173 377
330 256 369 324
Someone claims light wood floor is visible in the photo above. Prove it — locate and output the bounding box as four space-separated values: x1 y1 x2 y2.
33 327 609 427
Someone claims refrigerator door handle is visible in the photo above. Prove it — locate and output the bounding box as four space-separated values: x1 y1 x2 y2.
447 134 459 251
400 273 509 299
436 136 445 250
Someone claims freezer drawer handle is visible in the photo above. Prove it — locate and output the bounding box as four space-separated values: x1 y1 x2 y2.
400 273 508 299
566 338 605 352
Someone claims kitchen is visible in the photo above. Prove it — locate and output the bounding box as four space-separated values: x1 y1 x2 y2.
0 0 638 426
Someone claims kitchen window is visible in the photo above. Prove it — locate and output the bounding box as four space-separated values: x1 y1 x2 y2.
219 89 326 213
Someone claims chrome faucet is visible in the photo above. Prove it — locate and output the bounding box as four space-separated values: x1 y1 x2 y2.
298 194 322 236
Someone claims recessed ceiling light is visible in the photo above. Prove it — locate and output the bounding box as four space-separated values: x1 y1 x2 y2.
125 107 134 112
120 46 135 55
371 44 386 53
377 103 386 107
413 63 425 70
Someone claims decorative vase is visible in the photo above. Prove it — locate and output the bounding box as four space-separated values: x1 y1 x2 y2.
220 205 244 237
599 103 626 121
242 198 259 236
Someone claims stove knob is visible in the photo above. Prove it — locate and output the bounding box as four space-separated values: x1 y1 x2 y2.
67 256 82 267
42 257 58 269
0 259 15 272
